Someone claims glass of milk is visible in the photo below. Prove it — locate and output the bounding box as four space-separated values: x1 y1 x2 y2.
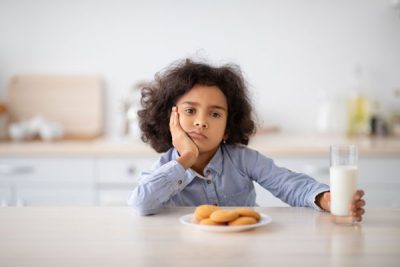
330 145 358 224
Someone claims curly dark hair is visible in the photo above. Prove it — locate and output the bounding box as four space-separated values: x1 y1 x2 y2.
138 58 256 153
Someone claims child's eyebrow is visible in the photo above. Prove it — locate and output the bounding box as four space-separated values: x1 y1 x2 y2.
181 101 227 111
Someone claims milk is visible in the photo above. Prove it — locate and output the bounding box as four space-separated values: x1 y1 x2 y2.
330 165 358 216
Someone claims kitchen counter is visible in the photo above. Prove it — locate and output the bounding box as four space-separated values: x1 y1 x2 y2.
0 207 399 267
0 138 158 157
250 133 400 156
1 133 400 156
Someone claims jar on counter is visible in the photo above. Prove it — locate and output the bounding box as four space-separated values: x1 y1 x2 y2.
0 102 8 139
392 113 400 138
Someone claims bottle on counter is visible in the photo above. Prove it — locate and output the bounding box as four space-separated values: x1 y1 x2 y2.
0 102 8 140
369 99 389 136
121 80 148 140
316 90 347 135
347 91 370 136
390 88 400 138
391 113 400 137
346 64 371 136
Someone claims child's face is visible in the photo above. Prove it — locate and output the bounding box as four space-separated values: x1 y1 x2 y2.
175 85 228 154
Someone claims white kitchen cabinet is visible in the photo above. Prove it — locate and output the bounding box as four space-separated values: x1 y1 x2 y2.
0 157 95 206
0 155 157 207
357 157 400 208
94 156 157 206
1 152 399 208
253 155 400 208
0 187 11 206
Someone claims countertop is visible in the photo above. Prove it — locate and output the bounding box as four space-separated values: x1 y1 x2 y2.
0 207 399 267
1 133 400 157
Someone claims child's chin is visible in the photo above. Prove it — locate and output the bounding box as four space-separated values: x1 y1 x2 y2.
196 144 219 154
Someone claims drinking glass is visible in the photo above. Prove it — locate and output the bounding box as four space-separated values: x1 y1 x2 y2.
330 145 358 224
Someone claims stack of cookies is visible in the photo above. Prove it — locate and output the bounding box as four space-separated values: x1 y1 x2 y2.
194 205 261 226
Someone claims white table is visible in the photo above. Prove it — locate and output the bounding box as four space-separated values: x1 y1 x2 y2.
0 207 399 267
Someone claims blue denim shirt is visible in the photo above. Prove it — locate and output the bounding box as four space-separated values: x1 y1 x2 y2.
128 144 330 215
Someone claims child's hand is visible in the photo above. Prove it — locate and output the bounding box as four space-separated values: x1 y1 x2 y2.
317 190 366 222
349 190 366 222
169 106 199 169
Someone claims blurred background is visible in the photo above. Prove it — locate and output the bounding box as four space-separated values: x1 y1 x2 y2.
0 0 399 207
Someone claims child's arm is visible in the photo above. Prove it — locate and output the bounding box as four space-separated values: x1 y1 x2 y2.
247 148 330 209
128 107 199 215
315 190 366 222
128 156 192 215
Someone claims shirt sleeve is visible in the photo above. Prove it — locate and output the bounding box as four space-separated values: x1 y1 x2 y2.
127 159 193 216
248 149 330 210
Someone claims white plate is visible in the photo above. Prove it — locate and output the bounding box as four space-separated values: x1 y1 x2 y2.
179 212 272 232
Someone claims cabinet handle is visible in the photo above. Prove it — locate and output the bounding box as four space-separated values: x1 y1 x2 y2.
127 166 136 176
0 165 34 175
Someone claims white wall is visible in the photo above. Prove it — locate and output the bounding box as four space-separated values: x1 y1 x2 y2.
1 0 400 137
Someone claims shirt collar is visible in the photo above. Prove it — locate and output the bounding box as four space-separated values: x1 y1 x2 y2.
206 146 223 176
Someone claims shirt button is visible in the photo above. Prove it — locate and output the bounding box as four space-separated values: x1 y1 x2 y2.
178 180 183 185
207 180 212 184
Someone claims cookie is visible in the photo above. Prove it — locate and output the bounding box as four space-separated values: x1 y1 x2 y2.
233 208 261 221
199 218 227 226
209 210 239 223
228 216 258 226
194 205 220 221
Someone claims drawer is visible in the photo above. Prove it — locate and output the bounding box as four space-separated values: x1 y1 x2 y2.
0 186 12 207
0 157 95 185
95 156 157 185
358 157 400 184
273 156 400 184
361 183 400 208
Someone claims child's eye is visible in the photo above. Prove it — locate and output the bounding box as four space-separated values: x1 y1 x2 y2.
211 112 221 118
185 108 195 114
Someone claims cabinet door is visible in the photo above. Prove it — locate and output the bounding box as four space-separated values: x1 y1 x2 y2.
0 157 95 206
94 156 158 206
254 183 289 207
0 186 12 207
358 157 400 208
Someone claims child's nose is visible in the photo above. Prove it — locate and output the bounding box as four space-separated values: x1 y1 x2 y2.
194 116 208 128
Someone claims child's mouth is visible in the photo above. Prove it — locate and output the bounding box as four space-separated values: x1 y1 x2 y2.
188 131 207 139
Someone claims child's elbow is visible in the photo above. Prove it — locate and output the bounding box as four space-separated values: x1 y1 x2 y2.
127 189 161 216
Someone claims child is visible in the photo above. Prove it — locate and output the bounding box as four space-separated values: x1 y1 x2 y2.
128 59 366 221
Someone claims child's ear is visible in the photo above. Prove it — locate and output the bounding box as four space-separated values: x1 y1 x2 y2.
223 132 229 141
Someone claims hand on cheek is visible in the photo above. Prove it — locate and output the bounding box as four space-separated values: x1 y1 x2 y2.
169 106 199 169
